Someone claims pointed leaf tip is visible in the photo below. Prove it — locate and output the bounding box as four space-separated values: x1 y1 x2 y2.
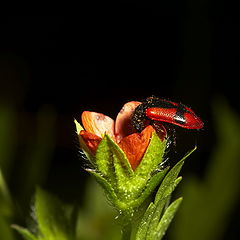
74 119 83 134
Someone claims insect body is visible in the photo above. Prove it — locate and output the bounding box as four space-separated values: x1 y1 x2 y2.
132 97 203 132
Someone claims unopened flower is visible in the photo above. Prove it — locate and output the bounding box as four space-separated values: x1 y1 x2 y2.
79 101 166 169
75 101 168 212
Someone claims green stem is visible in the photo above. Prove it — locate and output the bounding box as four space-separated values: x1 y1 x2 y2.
121 221 132 240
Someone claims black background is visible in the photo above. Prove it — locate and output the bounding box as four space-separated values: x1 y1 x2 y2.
0 4 239 239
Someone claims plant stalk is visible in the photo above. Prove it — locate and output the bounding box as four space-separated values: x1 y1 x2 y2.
121 221 132 240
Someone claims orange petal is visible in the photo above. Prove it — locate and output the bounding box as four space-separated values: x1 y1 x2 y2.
118 125 154 170
115 101 142 143
80 130 102 155
81 111 115 140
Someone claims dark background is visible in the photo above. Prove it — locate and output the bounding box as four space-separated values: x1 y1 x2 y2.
0 4 239 239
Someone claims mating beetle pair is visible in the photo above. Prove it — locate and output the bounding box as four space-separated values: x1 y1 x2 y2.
131 97 203 133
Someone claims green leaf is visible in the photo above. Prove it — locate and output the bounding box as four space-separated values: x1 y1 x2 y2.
156 197 183 239
13 188 76 240
136 197 182 240
35 187 73 240
135 148 195 240
143 168 169 198
135 202 155 240
12 225 37 240
155 147 196 203
146 197 170 240
135 196 172 240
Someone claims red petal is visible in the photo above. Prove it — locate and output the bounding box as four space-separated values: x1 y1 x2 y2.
115 101 141 143
118 125 154 170
81 111 115 140
80 130 102 155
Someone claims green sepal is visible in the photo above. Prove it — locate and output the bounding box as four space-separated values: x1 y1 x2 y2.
129 168 169 209
122 132 166 201
86 132 169 212
135 132 166 178
88 168 169 213
75 121 96 165
78 135 96 165
86 169 122 208
95 134 133 178
84 130 170 213
74 119 84 134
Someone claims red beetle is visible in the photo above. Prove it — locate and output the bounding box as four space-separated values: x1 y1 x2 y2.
131 97 203 133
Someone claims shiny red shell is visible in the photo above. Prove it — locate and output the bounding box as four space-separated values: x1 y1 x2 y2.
131 97 204 132
145 104 203 129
